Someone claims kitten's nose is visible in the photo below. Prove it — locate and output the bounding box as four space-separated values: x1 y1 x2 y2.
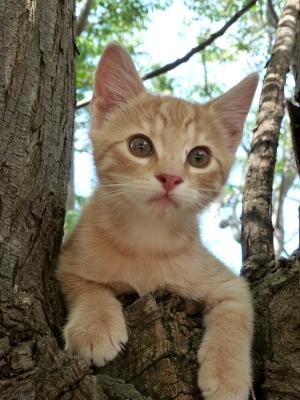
156 173 183 192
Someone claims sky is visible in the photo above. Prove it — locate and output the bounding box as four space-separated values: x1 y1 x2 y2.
74 0 299 274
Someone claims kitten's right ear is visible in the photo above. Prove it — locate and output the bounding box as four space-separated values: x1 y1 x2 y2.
91 43 145 123
210 73 259 152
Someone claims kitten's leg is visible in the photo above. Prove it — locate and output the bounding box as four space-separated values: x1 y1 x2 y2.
58 272 128 367
173 253 253 400
198 276 253 400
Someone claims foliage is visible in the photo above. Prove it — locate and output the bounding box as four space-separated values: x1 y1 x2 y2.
64 195 87 234
183 0 284 60
76 0 171 100
64 208 81 233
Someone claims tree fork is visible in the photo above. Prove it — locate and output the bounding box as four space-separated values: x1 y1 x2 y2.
241 3 300 399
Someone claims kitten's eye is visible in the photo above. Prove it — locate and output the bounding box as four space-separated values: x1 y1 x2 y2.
187 146 211 168
128 134 153 157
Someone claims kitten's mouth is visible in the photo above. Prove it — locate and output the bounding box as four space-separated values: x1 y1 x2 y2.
148 192 178 207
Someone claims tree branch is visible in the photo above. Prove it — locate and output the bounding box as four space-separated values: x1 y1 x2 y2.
75 0 257 110
287 100 300 256
287 101 300 188
241 0 300 264
287 14 300 257
76 0 93 37
142 0 257 80
273 152 297 256
291 12 300 102
267 0 279 28
76 97 91 109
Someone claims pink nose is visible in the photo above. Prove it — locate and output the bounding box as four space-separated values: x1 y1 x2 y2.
156 173 183 192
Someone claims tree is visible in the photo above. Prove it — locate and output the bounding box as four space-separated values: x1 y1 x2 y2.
0 0 79 397
241 2 300 399
1 1 300 400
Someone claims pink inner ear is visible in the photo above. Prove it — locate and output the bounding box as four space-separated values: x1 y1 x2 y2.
92 96 119 121
92 43 144 121
212 73 259 151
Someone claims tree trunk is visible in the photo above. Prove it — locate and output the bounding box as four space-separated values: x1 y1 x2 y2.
0 0 80 397
1 0 300 399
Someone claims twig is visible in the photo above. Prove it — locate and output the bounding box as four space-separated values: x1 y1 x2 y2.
251 386 257 400
267 0 279 27
76 0 93 37
76 98 91 109
143 0 257 80
75 0 257 110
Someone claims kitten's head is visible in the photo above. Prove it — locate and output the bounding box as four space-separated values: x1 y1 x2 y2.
90 43 258 219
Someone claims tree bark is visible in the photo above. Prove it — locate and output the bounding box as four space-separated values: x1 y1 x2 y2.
0 0 79 397
101 293 204 400
243 257 300 400
241 0 300 263
240 1 300 399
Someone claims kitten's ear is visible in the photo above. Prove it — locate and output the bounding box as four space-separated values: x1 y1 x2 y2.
211 73 259 152
92 43 145 123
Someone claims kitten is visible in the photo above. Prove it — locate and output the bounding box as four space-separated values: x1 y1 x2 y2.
58 43 258 400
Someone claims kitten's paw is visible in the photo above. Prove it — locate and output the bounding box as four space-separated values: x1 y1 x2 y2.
197 342 251 400
64 310 128 367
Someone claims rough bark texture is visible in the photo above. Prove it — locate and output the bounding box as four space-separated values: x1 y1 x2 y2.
242 257 300 400
0 0 76 332
102 293 204 400
0 0 77 396
241 0 300 263
0 290 205 400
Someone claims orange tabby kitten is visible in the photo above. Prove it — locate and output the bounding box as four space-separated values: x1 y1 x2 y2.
58 43 258 400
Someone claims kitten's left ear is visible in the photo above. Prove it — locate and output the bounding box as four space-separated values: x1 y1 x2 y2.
211 73 259 152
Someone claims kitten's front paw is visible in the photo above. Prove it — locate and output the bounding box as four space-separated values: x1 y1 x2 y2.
197 342 251 400
64 309 128 367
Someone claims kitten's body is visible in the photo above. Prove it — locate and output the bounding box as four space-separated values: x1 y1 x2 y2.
58 44 258 400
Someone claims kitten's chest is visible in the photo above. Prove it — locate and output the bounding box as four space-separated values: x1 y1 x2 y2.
82 247 191 297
